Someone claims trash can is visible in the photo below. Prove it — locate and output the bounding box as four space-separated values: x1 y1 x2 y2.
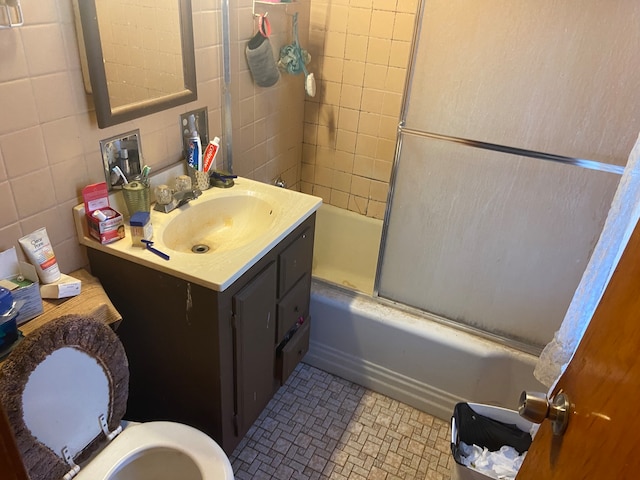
450 403 533 480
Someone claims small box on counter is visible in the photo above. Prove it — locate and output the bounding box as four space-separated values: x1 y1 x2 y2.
0 247 43 325
82 182 124 245
40 273 82 299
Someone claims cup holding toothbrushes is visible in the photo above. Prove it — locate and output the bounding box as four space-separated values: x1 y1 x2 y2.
122 180 151 216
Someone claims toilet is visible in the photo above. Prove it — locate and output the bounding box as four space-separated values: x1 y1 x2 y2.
0 314 234 480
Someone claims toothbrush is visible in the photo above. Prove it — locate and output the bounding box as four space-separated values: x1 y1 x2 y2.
141 165 151 184
141 240 170 261
112 165 129 184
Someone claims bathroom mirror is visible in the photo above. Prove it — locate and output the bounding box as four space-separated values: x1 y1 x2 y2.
100 130 144 190
74 0 197 128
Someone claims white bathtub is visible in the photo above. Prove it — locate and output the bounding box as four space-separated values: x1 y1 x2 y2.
308 204 544 420
311 204 383 295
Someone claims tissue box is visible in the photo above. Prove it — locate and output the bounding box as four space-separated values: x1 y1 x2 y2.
82 182 124 244
40 273 82 299
0 248 43 325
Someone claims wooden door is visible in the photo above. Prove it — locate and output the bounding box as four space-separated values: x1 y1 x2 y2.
517 215 640 478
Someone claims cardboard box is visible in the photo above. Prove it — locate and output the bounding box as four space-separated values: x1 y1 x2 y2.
82 182 124 244
40 273 82 299
0 248 44 325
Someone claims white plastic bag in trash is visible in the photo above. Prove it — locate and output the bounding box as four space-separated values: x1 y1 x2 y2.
459 442 527 480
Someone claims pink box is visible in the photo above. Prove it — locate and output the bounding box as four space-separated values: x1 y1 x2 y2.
82 183 125 245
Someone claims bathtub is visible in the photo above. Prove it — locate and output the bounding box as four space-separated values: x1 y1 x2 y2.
311 204 383 295
308 204 545 420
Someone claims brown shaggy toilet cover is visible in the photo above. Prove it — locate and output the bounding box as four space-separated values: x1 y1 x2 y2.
0 314 129 480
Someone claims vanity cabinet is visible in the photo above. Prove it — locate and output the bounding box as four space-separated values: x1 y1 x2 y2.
86 214 315 454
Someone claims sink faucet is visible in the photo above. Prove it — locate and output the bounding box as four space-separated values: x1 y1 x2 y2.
174 188 202 206
154 188 202 213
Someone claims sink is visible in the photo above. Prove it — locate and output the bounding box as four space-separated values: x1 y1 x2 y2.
162 194 277 254
74 175 321 291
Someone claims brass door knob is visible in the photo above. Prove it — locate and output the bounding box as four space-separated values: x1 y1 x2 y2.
518 390 570 436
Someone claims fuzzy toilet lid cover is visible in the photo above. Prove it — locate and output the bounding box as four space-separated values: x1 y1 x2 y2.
0 314 129 480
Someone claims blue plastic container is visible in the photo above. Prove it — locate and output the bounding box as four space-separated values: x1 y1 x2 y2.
0 287 19 355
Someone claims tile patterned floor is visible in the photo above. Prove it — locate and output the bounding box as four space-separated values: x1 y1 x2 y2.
230 363 453 479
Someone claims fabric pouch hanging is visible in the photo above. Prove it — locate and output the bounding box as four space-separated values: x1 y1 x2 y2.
246 15 280 88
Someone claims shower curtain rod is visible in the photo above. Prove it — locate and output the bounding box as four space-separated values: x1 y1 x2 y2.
399 125 625 175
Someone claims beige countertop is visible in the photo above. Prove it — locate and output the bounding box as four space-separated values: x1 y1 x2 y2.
74 177 322 292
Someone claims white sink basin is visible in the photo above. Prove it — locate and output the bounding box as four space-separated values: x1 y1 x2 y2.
74 176 322 291
162 194 276 254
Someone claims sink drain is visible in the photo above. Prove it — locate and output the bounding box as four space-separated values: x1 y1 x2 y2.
191 244 210 254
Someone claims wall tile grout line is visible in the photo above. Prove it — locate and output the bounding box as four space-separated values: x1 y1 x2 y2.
230 363 453 480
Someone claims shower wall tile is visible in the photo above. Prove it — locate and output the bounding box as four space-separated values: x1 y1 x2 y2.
331 189 349 208
367 38 392 65
390 40 412 68
393 13 415 41
345 34 369 61
325 32 347 57
317 147 336 168
370 10 396 38
373 158 393 182
361 89 384 114
343 60 366 86
336 130 357 153
323 57 345 82
347 8 372 36
328 5 349 32
338 107 359 131
353 155 374 178
335 150 355 173
303 0 417 220
397 0 420 14
382 91 403 116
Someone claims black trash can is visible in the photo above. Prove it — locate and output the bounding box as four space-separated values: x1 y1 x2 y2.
450 403 533 480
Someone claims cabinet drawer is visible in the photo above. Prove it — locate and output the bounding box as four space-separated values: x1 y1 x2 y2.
277 274 310 344
277 318 311 385
278 226 313 296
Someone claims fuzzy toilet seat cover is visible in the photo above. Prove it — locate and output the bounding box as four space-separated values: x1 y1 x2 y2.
0 314 128 480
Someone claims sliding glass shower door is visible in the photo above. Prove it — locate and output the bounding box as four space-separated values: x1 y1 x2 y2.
377 0 640 348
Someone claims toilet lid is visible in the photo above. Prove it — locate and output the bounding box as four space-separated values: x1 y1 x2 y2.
0 315 128 480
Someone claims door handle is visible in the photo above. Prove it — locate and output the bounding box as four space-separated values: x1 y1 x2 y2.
518 391 570 436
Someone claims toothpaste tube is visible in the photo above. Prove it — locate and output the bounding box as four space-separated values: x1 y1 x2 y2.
203 137 220 174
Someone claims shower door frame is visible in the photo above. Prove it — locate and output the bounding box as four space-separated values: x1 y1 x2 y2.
373 0 630 354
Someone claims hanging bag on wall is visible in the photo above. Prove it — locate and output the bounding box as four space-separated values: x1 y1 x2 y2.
246 14 280 88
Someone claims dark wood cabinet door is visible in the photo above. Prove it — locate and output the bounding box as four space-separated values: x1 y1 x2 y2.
232 261 277 437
